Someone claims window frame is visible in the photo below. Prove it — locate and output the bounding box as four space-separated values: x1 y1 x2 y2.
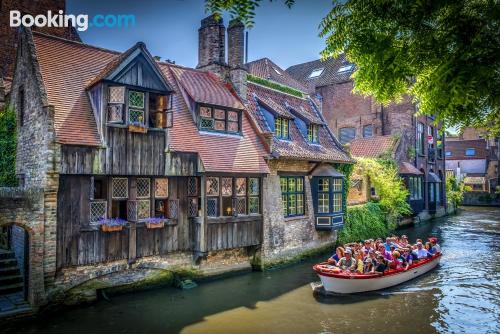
363 124 373 138
198 104 242 135
274 117 290 140
307 123 319 143
339 127 356 144
205 176 261 218
280 176 305 218
417 122 425 155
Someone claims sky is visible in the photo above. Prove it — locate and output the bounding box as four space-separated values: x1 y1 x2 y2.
66 0 332 69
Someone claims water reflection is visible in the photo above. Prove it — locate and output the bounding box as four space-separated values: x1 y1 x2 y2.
3 207 499 334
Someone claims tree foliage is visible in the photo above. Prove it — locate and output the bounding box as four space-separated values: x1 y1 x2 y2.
355 157 412 224
0 105 17 187
446 174 464 208
205 0 500 136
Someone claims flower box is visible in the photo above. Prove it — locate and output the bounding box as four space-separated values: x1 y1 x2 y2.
128 124 147 133
143 217 167 229
98 218 127 232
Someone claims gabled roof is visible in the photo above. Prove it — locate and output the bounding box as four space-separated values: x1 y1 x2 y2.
247 58 309 93
349 135 398 158
32 32 120 146
160 63 269 174
246 82 353 163
399 162 423 175
169 66 244 110
87 42 172 93
286 54 355 89
446 139 487 160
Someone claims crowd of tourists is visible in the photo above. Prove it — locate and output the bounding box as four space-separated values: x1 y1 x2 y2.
328 235 441 274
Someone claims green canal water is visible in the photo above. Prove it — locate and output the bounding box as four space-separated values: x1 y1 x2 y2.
4 206 499 334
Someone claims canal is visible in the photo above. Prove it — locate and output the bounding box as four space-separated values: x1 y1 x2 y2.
4 206 499 334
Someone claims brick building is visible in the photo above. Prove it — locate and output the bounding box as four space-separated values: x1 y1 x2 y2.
287 57 447 218
0 15 351 313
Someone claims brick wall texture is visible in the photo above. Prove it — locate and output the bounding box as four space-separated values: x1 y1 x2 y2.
0 0 80 78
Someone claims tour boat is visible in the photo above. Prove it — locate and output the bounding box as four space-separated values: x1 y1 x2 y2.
313 253 441 294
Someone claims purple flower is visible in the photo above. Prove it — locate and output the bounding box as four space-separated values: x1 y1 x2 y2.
98 218 128 226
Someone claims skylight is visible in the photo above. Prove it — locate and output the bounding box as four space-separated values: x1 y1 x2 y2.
273 67 282 75
338 64 354 73
308 68 324 78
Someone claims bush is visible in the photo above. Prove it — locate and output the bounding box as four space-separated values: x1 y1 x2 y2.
338 202 393 245
355 157 411 224
0 105 17 186
446 175 465 207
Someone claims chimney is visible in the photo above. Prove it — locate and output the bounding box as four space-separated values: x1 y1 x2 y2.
227 19 248 100
228 19 244 68
197 15 226 74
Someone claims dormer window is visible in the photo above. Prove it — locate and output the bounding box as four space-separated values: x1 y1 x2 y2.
307 124 319 143
309 68 324 78
275 117 289 139
107 86 172 131
199 105 241 134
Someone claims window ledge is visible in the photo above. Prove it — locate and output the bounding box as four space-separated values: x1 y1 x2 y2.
199 130 243 139
284 215 308 222
207 214 262 224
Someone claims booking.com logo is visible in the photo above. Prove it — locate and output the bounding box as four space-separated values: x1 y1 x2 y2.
10 10 136 32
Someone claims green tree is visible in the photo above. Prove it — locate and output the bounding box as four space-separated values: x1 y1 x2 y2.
206 0 500 136
0 105 17 186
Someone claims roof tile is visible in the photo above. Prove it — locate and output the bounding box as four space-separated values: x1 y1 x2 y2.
349 136 397 158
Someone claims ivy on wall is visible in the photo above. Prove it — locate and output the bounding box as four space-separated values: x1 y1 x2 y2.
338 202 390 245
0 105 17 187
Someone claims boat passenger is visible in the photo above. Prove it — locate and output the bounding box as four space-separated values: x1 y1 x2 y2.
391 251 409 270
383 237 394 251
362 240 373 255
374 254 389 273
377 244 392 261
363 257 374 273
398 235 409 248
328 247 345 265
337 249 357 272
402 247 413 266
429 238 441 253
415 242 429 259
425 242 435 255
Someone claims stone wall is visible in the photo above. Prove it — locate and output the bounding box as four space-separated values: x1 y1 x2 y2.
0 188 46 309
261 159 337 265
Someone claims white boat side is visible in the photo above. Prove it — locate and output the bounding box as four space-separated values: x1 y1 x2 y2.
315 255 441 294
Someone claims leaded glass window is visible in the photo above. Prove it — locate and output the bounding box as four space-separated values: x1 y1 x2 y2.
128 90 145 126
205 177 261 217
206 177 220 196
155 178 168 198
136 178 150 198
199 105 240 133
112 178 128 199
108 86 125 124
280 176 305 217
187 177 199 217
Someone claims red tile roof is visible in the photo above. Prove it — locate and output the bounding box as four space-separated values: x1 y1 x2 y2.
246 82 353 163
399 162 423 175
247 58 309 93
445 139 487 160
349 135 398 158
170 66 244 110
160 64 269 174
32 32 119 146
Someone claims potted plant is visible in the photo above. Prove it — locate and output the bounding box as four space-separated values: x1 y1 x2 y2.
98 218 127 232
143 217 167 229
